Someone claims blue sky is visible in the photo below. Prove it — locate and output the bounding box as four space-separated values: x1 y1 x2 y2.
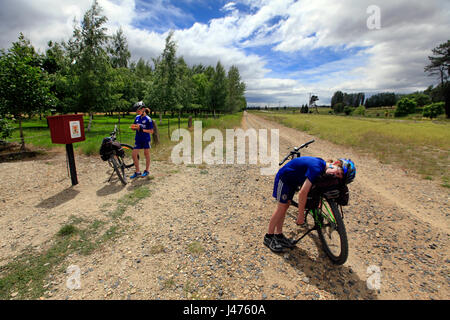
1 0 449 106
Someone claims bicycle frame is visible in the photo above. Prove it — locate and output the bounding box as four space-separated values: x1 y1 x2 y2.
290 197 336 245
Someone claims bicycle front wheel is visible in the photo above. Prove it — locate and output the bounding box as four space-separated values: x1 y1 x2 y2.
110 156 127 185
317 198 348 265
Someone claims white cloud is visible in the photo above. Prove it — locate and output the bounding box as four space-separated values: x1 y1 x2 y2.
1 0 449 106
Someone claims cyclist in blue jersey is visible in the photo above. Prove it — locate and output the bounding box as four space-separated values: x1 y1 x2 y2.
130 105 154 179
264 156 345 253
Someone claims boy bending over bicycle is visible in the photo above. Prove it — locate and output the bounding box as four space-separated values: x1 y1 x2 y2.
130 104 154 179
264 156 353 253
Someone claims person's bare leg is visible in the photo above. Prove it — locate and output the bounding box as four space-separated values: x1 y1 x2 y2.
132 149 140 173
267 202 290 235
144 149 150 172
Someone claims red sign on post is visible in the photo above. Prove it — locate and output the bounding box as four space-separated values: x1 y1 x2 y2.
47 114 85 144
47 114 86 186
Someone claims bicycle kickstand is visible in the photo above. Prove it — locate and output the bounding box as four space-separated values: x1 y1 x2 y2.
292 226 317 245
107 169 115 182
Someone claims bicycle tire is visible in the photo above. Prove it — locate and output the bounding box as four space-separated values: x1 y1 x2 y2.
120 143 135 168
317 198 348 265
110 156 127 185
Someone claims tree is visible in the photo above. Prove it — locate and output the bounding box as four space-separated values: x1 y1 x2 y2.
43 41 78 114
331 91 344 108
425 40 450 118
365 92 398 108
309 95 319 113
226 65 246 113
0 33 53 149
192 73 210 110
405 92 432 108
108 27 131 68
176 57 194 114
67 0 110 131
333 102 345 113
152 31 178 115
210 61 227 116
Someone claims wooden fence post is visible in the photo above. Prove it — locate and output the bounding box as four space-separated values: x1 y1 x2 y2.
152 119 160 145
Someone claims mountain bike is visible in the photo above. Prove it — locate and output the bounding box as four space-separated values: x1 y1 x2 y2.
100 125 135 185
279 140 349 265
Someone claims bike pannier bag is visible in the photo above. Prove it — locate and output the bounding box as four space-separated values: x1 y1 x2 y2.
99 137 113 161
336 184 349 206
111 141 124 158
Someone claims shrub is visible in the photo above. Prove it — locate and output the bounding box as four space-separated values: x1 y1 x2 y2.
411 93 432 107
352 105 366 116
344 106 354 115
0 118 14 140
422 102 445 119
394 97 417 117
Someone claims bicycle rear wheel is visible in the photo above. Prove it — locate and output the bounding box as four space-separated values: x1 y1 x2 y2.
317 198 348 265
120 143 135 168
110 156 127 185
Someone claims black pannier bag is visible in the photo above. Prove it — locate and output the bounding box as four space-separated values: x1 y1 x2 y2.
111 141 124 158
336 184 349 206
99 137 113 161
307 174 350 207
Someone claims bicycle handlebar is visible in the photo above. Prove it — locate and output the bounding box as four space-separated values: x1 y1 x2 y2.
296 140 315 151
110 125 118 140
279 140 315 166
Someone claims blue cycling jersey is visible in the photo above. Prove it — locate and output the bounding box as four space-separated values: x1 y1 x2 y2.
134 115 154 142
278 156 326 187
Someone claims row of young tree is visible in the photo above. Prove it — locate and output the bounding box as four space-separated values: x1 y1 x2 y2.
0 0 247 146
330 40 449 118
331 89 446 118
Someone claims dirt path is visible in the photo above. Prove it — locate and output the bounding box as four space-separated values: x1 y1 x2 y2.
0 112 448 300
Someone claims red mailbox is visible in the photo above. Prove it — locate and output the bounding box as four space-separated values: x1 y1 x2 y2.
47 114 85 144
47 114 85 186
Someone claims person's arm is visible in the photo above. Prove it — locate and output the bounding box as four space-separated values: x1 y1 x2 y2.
141 127 153 134
141 118 154 134
137 123 153 134
296 178 313 225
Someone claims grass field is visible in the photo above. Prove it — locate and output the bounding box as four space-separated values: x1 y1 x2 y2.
256 106 448 121
253 111 449 187
6 112 243 161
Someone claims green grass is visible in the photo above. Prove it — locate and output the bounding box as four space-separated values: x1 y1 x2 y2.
253 111 450 184
187 241 204 255
149 245 166 255
57 224 78 237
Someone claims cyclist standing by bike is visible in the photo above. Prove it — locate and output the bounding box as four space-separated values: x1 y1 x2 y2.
130 104 154 179
264 157 354 253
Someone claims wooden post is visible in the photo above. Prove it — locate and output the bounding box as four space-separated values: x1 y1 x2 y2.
66 143 78 186
152 119 160 145
188 116 192 129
